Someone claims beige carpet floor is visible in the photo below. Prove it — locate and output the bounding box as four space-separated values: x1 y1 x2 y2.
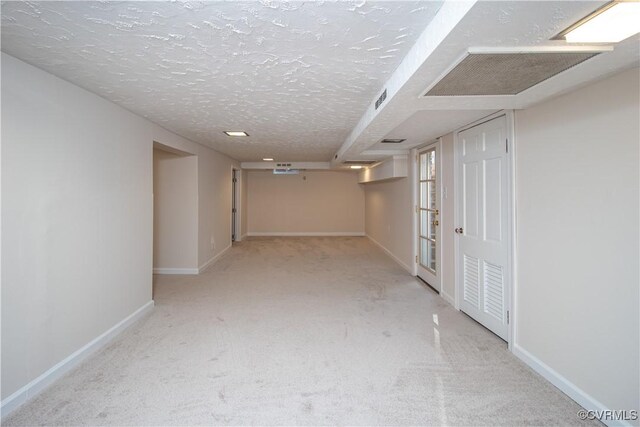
4 237 594 426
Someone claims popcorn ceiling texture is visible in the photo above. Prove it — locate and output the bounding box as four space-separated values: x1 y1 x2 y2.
0 1 442 161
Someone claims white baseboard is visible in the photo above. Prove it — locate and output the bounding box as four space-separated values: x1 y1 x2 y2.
1 300 154 420
198 244 232 273
247 231 366 237
152 267 198 275
512 343 631 427
440 290 455 307
366 235 413 274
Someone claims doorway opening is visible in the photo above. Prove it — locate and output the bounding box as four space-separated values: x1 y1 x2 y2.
232 169 238 242
152 142 199 279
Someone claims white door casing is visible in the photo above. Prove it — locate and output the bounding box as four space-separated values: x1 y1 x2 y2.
455 115 510 341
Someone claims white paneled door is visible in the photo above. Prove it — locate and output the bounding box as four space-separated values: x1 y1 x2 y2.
417 143 441 291
456 116 510 341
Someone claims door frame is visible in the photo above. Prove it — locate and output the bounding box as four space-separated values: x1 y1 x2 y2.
230 166 243 242
453 110 517 349
412 138 443 292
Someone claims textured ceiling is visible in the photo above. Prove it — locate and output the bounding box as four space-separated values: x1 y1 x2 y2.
0 1 443 161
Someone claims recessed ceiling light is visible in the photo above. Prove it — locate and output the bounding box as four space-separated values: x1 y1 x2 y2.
224 131 249 137
350 165 363 169
262 158 274 161
558 1 640 43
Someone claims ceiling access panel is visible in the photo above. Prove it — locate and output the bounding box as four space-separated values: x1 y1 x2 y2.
424 50 604 96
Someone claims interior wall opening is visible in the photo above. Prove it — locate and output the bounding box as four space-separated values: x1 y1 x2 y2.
152 142 199 278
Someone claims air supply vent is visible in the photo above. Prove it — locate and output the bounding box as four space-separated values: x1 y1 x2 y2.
273 169 299 175
375 89 387 110
343 160 377 165
380 138 406 144
425 50 602 96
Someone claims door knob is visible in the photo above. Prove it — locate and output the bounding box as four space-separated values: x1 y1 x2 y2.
455 227 464 234
432 220 439 226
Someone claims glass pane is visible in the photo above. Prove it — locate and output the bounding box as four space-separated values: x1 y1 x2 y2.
420 182 427 209
420 153 427 180
427 150 436 180
420 210 428 237
427 211 436 240
427 181 436 210
420 238 437 272
427 239 436 271
420 238 428 266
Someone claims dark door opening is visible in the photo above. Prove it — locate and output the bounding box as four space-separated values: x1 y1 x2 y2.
232 169 237 242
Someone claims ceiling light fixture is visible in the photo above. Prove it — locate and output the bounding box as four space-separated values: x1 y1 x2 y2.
224 131 249 137
262 158 274 161
350 165 363 170
556 1 640 43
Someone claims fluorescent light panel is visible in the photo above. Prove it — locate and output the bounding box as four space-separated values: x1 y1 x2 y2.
262 158 273 161
563 1 640 43
350 165 363 169
224 131 249 137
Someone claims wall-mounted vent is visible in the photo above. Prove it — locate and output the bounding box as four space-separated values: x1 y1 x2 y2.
380 138 406 144
343 160 377 165
375 89 387 110
425 50 602 96
273 169 299 175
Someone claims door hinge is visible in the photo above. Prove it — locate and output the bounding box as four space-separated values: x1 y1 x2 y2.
233 178 237 183
505 138 509 153
232 208 236 213
415 255 418 264
506 310 510 324
415 205 419 214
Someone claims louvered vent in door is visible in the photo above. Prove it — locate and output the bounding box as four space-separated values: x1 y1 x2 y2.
484 261 504 321
463 255 480 308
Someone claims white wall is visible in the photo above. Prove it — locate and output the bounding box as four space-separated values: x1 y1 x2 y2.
1 53 153 401
514 67 639 415
1 53 240 407
364 176 414 271
153 149 198 270
247 170 365 235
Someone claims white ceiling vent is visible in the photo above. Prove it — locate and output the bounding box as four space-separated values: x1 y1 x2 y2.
424 48 607 96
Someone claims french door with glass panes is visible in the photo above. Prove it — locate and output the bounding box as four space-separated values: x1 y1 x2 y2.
417 144 441 291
